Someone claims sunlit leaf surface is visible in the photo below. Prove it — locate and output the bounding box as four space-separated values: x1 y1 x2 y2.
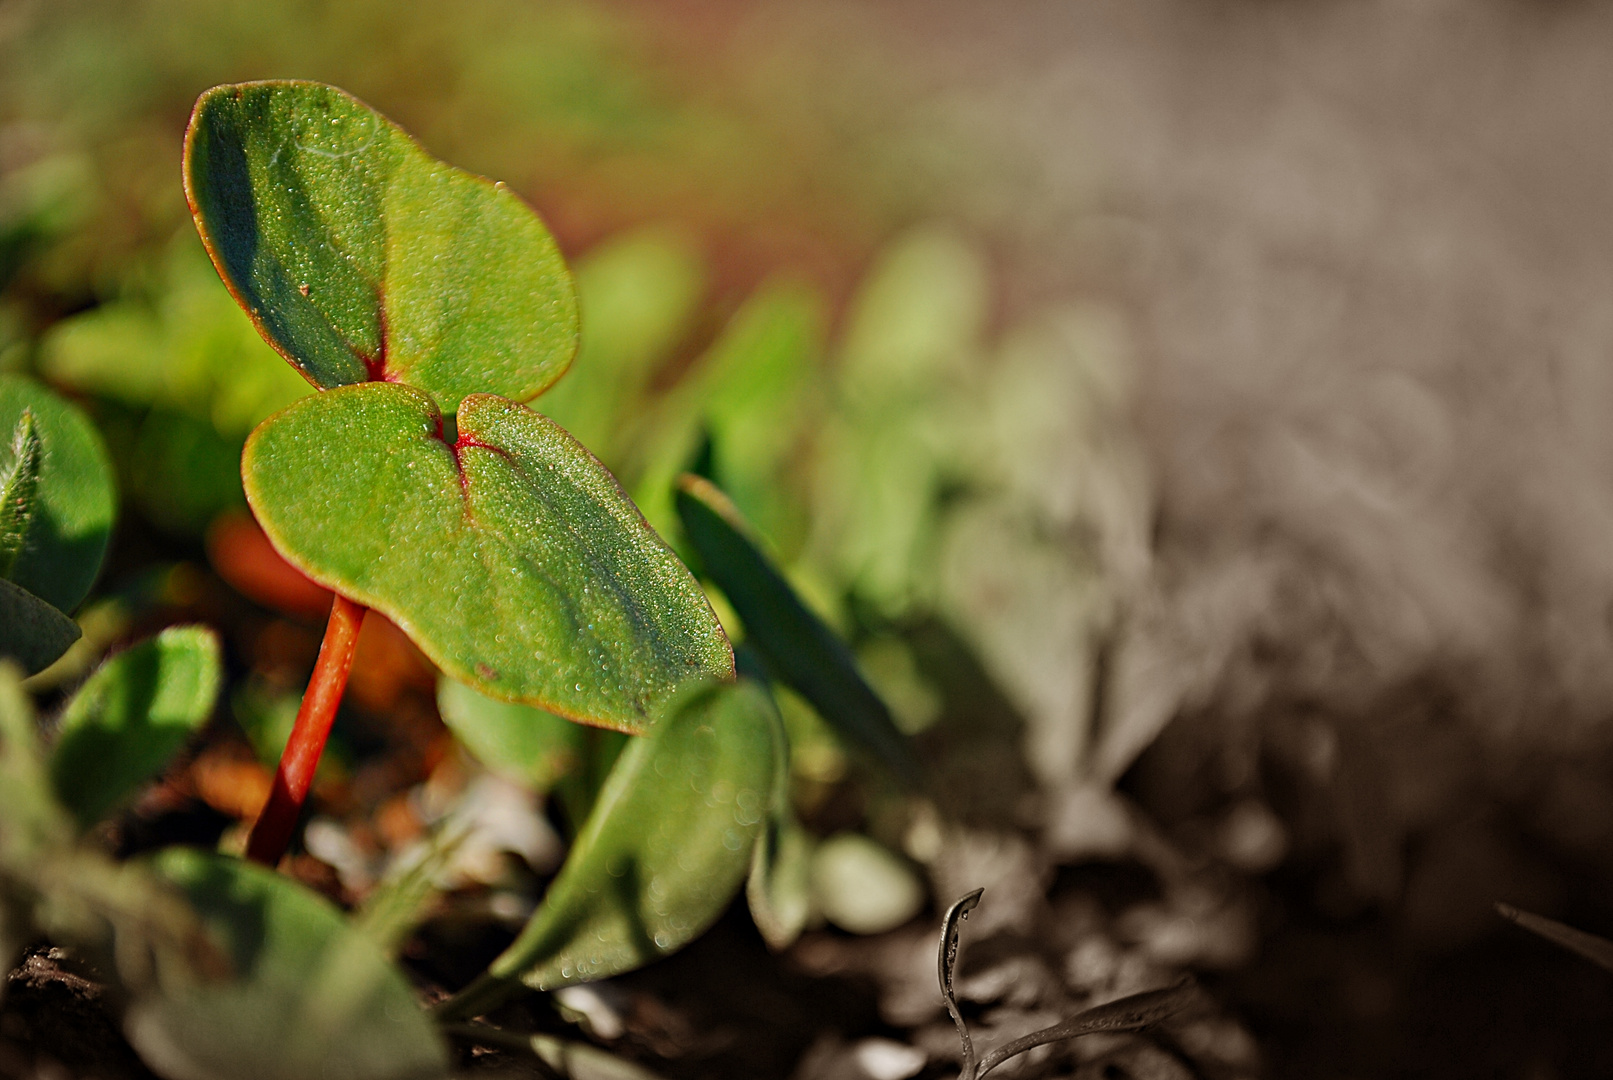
185 81 576 414
245 383 731 731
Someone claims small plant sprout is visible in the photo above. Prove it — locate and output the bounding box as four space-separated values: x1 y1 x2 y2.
181 81 734 866
938 890 1201 1080
6 72 957 1080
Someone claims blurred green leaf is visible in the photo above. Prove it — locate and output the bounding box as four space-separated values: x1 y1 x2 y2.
0 660 66 849
49 626 221 829
0 150 95 292
810 832 925 935
537 228 706 465
811 227 988 615
230 676 301 769
675 473 919 786
0 374 115 612
838 226 987 400
629 281 826 548
700 282 824 550
246 383 732 732
814 399 967 615
39 237 313 435
441 680 783 1017
125 849 449 1080
747 808 814 951
0 665 223 998
39 305 167 406
0 577 81 676
185 81 576 414
437 675 586 794
130 409 246 533
937 497 1105 786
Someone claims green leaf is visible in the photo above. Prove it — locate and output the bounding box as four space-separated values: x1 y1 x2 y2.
674 474 919 785
744 673 812 950
0 658 66 849
245 383 731 732
438 674 627 833
0 374 116 612
184 81 577 414
49 626 222 829
626 281 824 545
437 675 586 793
0 577 81 676
0 408 42 577
125 849 449 1080
535 228 706 465
38 237 313 436
1 665 223 1000
440 680 783 1017
747 811 813 951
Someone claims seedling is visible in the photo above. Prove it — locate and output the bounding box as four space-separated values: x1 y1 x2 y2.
938 890 1200 1079
180 81 734 865
6 80 931 1078
180 77 922 1020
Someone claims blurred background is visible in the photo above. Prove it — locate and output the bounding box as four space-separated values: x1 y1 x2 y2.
6 1 1613 1077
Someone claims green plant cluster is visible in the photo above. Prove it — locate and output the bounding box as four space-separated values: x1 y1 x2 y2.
0 81 940 1078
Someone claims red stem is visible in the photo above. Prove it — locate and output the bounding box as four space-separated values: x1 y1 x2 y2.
246 594 367 866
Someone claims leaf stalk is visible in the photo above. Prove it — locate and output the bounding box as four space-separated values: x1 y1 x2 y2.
246 594 366 865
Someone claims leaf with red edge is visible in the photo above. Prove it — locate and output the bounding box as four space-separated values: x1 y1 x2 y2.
184 81 576 414
244 383 732 732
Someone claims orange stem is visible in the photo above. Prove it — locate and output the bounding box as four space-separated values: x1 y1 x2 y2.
246 594 367 866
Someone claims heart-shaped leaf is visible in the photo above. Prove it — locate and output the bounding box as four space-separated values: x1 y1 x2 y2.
439 679 783 1018
0 577 81 676
245 383 731 731
0 374 115 613
50 626 222 829
184 81 576 413
674 473 919 785
125 849 449 1080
